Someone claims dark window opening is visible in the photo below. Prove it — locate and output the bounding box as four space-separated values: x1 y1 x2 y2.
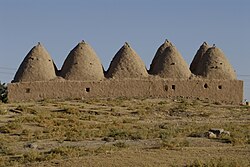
165 85 168 91
218 85 222 89
172 85 176 90
26 88 30 93
85 87 90 92
204 83 208 89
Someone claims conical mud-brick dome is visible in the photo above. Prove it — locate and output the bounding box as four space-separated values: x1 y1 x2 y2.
198 46 236 79
13 42 57 82
190 42 210 74
149 40 172 74
60 41 104 81
149 41 191 78
106 42 148 78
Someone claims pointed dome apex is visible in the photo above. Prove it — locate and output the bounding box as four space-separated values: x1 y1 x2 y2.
124 42 130 47
203 41 208 46
198 47 237 79
60 41 104 81
77 40 88 46
190 42 210 74
149 43 191 78
149 40 173 74
164 39 172 45
13 43 57 82
106 42 148 78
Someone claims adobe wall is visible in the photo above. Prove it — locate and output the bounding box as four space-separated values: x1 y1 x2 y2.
8 79 243 104
10 41 243 104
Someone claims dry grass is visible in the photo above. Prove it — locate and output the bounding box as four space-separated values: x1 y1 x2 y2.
0 98 249 166
185 158 249 167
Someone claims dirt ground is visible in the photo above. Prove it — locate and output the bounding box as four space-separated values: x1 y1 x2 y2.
0 98 249 166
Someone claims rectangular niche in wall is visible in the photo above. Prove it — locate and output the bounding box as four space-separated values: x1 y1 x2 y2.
85 87 90 93
203 83 208 89
218 85 222 90
25 88 31 93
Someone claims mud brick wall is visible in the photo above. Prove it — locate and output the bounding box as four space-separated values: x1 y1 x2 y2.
8 79 243 104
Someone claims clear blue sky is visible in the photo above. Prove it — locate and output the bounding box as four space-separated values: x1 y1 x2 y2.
0 0 249 100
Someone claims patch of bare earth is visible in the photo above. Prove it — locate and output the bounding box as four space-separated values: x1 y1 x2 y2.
0 98 249 166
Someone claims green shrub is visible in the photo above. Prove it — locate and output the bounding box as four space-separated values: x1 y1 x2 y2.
0 82 7 103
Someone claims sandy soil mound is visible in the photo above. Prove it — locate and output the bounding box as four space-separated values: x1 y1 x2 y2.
190 42 210 74
106 42 148 78
13 42 57 82
197 47 236 79
149 41 191 78
60 41 104 81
